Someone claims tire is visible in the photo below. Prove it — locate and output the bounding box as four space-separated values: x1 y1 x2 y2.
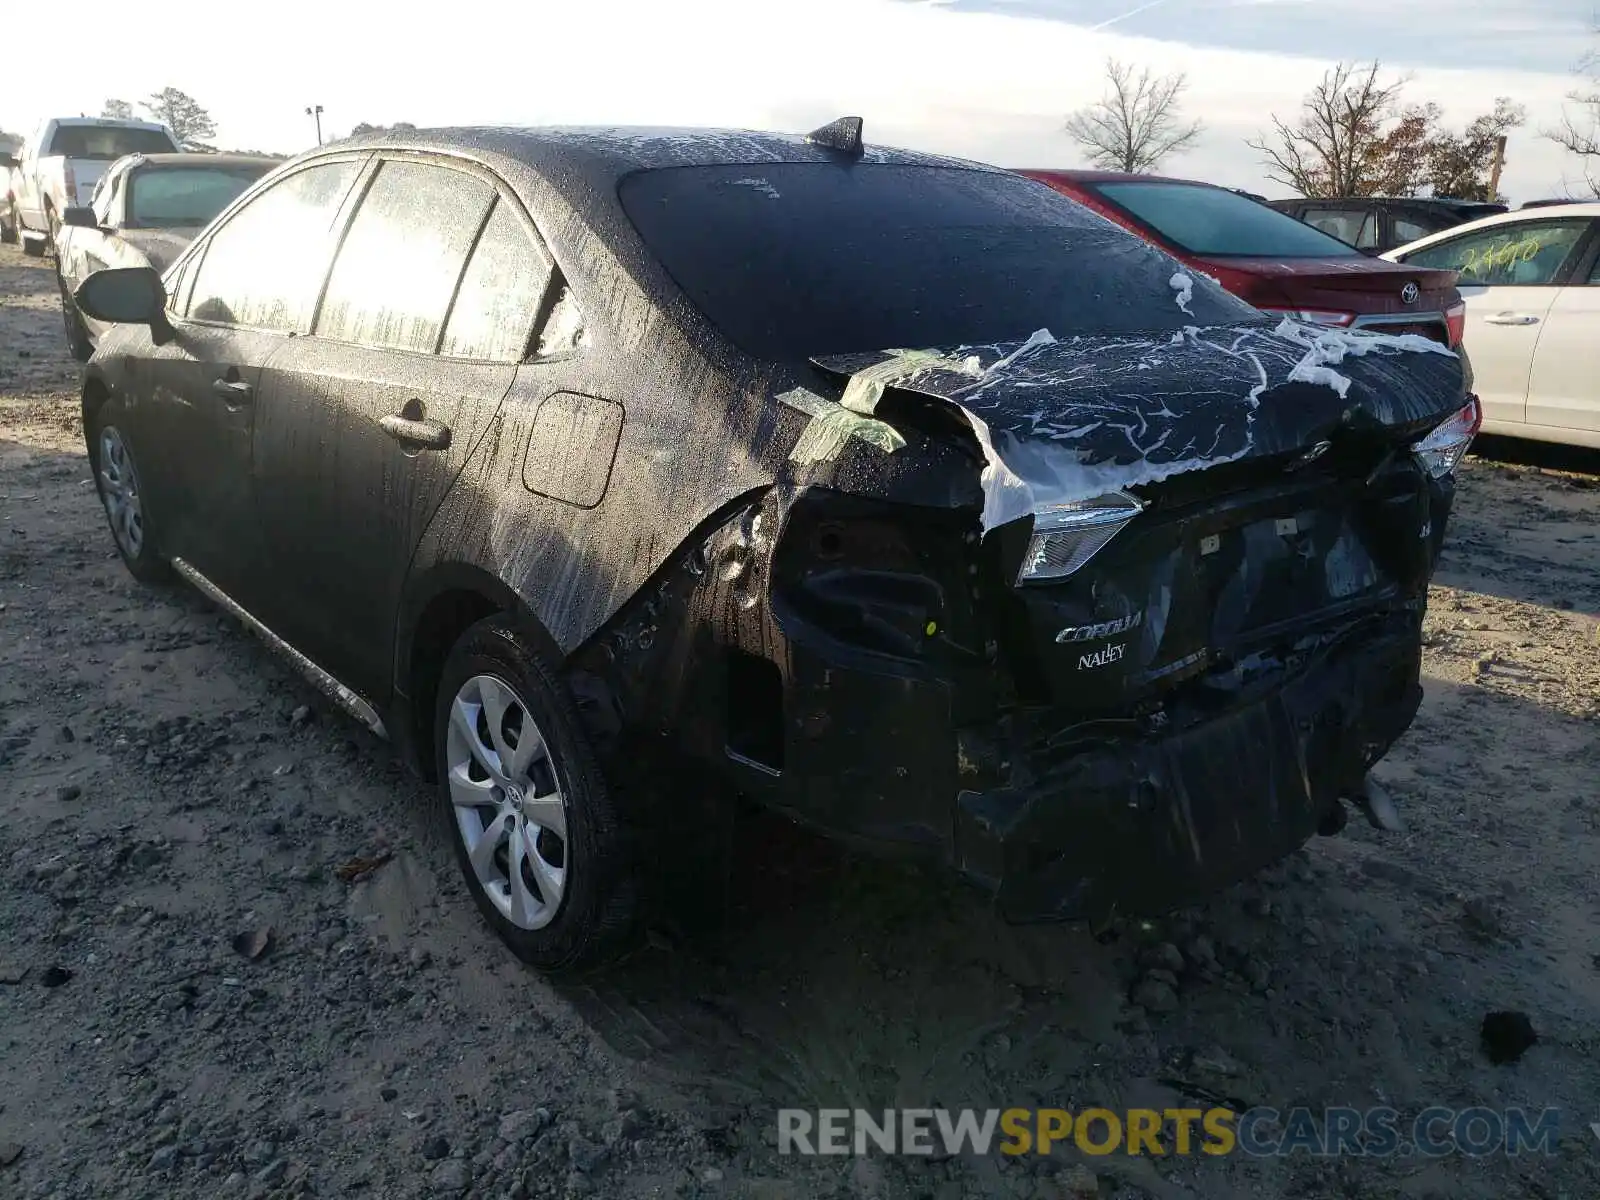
20 219 44 257
45 206 60 257
86 401 171 583
0 205 15 245
434 616 640 972
56 267 93 362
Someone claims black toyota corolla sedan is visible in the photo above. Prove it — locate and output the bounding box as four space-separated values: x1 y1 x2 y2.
73 120 1479 970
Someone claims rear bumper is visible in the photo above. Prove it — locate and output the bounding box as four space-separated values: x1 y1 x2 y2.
950 611 1423 921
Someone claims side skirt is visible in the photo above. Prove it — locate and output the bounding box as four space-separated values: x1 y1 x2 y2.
170 556 389 740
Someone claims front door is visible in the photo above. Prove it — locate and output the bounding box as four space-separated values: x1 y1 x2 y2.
1395 217 1596 430
138 155 369 600
250 158 553 702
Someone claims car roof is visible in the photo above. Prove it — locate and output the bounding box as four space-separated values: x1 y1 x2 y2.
1380 201 1600 258
126 152 284 168
324 125 1002 191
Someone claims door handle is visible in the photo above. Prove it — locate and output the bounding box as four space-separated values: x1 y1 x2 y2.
379 413 452 451
1482 313 1539 326
211 377 253 402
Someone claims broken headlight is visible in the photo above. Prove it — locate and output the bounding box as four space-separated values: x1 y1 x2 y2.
1016 491 1146 585
1410 396 1481 479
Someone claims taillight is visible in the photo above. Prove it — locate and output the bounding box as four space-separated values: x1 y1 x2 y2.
1445 300 1466 348
62 160 77 198
1258 307 1356 327
1411 396 1481 479
1016 491 1146 585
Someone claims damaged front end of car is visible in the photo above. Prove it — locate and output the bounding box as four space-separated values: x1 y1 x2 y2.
572 319 1479 924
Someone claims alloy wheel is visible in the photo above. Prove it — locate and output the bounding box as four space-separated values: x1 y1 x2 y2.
98 426 145 559
445 674 569 930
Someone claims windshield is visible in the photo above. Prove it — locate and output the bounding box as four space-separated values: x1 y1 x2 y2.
1093 181 1364 258
127 165 274 228
45 125 179 160
619 163 1260 359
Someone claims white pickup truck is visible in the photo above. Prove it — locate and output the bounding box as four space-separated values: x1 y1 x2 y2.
5 117 180 256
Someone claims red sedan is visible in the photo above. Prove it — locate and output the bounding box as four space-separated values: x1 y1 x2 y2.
1020 169 1466 348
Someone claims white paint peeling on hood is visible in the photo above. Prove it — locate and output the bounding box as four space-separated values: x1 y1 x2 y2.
1170 272 1195 316
1271 315 1456 401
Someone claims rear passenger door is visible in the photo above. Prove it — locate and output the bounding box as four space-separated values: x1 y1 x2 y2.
251 155 554 702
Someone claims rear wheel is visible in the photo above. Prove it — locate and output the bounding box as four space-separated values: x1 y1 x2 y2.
434 616 640 972
19 217 44 257
0 204 15 245
87 403 170 583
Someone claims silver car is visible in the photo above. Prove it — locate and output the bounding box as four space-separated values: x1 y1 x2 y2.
54 151 282 360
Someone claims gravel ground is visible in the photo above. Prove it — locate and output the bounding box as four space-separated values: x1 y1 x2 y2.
2 241 1598 1200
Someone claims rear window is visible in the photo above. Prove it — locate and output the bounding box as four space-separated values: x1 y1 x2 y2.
45 124 177 160
127 165 274 228
618 163 1258 359
1094 182 1364 258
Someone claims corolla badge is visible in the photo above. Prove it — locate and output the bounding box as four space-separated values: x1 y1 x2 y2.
1056 612 1143 644
1400 282 1420 305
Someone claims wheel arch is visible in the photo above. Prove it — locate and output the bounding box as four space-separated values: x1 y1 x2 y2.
81 375 112 463
394 562 566 782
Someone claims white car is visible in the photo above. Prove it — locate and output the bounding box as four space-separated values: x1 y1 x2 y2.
1384 203 1600 449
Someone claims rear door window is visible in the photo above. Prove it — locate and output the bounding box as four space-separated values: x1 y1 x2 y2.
186 159 363 330
438 197 551 361
316 160 494 353
1401 220 1592 286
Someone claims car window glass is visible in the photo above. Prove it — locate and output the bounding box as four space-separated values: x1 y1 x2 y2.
317 161 493 353
439 198 549 361
186 160 361 329
622 165 1261 358
535 284 589 358
126 166 270 229
1302 208 1371 246
1352 212 1378 250
1392 216 1431 245
1092 183 1362 257
1587 253 1600 285
1402 220 1590 286
45 125 177 159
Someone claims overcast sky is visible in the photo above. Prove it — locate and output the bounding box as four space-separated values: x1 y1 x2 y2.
3 0 1595 202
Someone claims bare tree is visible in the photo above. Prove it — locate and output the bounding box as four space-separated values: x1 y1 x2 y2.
1064 59 1204 173
141 87 217 145
1249 61 1414 197
1546 37 1600 195
101 99 134 120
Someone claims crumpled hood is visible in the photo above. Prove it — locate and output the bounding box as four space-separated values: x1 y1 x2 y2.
119 227 201 274
811 318 1466 530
